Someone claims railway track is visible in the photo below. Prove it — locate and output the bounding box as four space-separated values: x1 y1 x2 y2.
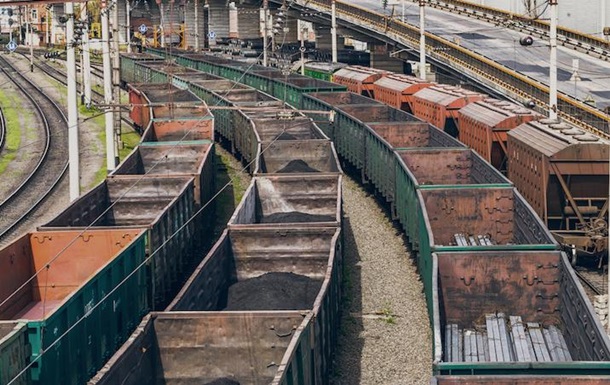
0 105 5 154
0 54 69 243
26 54 135 128
575 266 607 298
29 54 105 99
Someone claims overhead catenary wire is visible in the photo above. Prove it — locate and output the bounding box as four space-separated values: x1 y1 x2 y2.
4 12 325 383
5 114 313 385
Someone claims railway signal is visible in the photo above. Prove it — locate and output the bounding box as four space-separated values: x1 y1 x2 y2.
44 51 61 59
6 40 16 52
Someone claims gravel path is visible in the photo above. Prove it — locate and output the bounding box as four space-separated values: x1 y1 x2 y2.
331 176 432 385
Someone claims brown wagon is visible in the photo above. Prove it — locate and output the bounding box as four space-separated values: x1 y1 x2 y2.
458 99 542 172
507 119 610 263
411 85 485 137
332 65 387 98
373 73 433 113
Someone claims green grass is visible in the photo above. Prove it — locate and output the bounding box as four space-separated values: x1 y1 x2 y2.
119 129 140 160
77 102 141 189
219 149 248 206
0 89 23 175
210 146 251 245
378 302 397 325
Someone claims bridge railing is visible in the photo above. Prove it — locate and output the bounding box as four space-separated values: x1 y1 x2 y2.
423 0 610 54
292 0 610 137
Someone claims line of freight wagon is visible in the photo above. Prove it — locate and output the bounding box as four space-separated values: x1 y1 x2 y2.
0 53 345 384
0 81 216 383
303 63 610 266
124 50 610 383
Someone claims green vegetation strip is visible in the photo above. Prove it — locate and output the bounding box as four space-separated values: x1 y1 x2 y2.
0 88 23 175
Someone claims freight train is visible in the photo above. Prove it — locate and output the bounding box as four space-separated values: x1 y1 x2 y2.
0 52 346 385
118 48 610 383
306 63 609 265
90 54 344 385
1 45 606 384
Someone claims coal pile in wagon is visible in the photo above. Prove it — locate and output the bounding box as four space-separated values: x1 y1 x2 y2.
224 272 322 310
204 378 241 385
277 160 320 173
261 211 335 223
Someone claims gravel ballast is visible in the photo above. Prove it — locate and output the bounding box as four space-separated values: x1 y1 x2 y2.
331 176 432 385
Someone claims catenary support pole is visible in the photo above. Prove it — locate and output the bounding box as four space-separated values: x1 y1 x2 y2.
419 0 426 80
101 1 115 171
195 0 200 50
549 0 558 119
263 0 269 66
27 6 33 72
300 27 305 75
331 0 337 63
81 4 92 106
66 2 80 201
46 6 50 45
126 0 131 53
112 0 121 166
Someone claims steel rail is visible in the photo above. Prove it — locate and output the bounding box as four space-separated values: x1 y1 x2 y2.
575 268 603 296
0 104 5 154
0 55 69 241
27 54 135 128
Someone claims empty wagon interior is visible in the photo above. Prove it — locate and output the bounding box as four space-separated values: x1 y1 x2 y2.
43 177 192 227
419 187 554 247
306 91 379 105
399 149 508 185
142 118 213 142
253 117 324 141
0 230 143 321
89 312 312 385
169 227 338 312
434 251 610 365
257 140 340 174
142 87 201 104
191 79 249 91
230 176 340 225
114 143 211 175
175 72 221 82
339 104 420 123
151 103 211 120
139 62 200 76
368 122 462 148
223 89 276 102
280 76 344 89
